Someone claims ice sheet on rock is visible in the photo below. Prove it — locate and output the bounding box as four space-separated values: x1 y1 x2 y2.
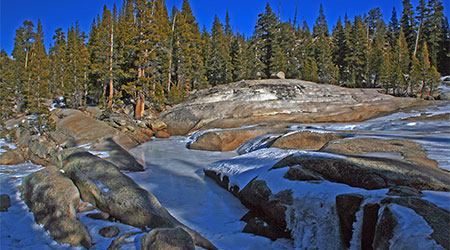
236 134 281 155
206 148 299 189
75 142 110 158
422 191 450 211
389 204 445 250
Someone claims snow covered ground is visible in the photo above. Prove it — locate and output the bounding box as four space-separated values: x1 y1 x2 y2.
0 101 449 249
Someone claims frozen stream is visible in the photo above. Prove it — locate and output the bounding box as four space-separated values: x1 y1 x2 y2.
128 137 294 249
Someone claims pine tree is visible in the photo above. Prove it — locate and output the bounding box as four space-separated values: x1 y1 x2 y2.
313 4 337 83
207 15 232 86
244 36 263 79
279 21 297 79
401 0 417 53
254 3 282 78
411 42 437 98
88 5 119 107
346 16 369 87
332 17 349 84
0 50 15 119
388 7 400 46
65 23 90 108
178 0 205 90
27 19 50 113
438 17 450 75
424 0 445 68
230 34 246 81
117 0 137 93
49 28 66 96
393 29 411 95
11 21 35 113
296 20 317 82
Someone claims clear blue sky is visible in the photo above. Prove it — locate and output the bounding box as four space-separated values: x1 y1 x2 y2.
1 0 449 56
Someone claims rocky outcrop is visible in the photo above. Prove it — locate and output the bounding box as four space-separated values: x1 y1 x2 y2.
55 148 218 250
320 138 438 168
20 165 92 248
238 179 291 239
91 137 144 171
189 126 287 152
15 127 59 166
0 149 25 165
51 108 152 150
271 131 344 150
272 154 449 191
141 228 195 250
159 79 420 135
335 194 364 248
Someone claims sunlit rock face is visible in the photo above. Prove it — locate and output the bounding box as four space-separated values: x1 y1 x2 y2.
159 79 420 135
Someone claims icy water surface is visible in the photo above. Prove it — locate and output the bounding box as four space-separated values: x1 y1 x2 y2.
128 137 294 250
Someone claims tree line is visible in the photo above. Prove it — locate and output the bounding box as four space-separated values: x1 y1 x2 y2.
0 0 449 123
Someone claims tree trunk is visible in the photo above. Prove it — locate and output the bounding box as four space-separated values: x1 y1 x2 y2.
414 20 423 58
134 91 145 119
108 23 114 108
420 80 426 99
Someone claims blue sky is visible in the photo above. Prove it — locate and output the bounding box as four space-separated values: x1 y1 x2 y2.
1 0 449 56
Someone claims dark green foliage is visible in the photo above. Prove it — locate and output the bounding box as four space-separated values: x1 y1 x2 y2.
1 0 449 128
254 3 282 78
206 15 232 86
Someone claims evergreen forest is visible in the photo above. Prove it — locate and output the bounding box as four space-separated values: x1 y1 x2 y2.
0 0 449 130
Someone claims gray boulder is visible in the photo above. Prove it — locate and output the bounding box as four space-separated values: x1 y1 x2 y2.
0 194 11 212
141 228 195 250
91 137 144 171
55 148 218 250
99 226 120 238
159 79 420 135
20 165 92 248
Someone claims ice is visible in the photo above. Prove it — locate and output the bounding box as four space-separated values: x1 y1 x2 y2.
128 137 292 250
389 204 445 250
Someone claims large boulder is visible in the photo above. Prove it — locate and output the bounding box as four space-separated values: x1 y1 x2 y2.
16 128 59 165
272 154 449 191
237 179 291 239
55 148 218 250
0 149 25 165
20 165 92 248
91 137 144 171
51 109 121 146
141 228 195 250
189 126 287 152
271 131 344 150
159 79 420 135
51 108 150 150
